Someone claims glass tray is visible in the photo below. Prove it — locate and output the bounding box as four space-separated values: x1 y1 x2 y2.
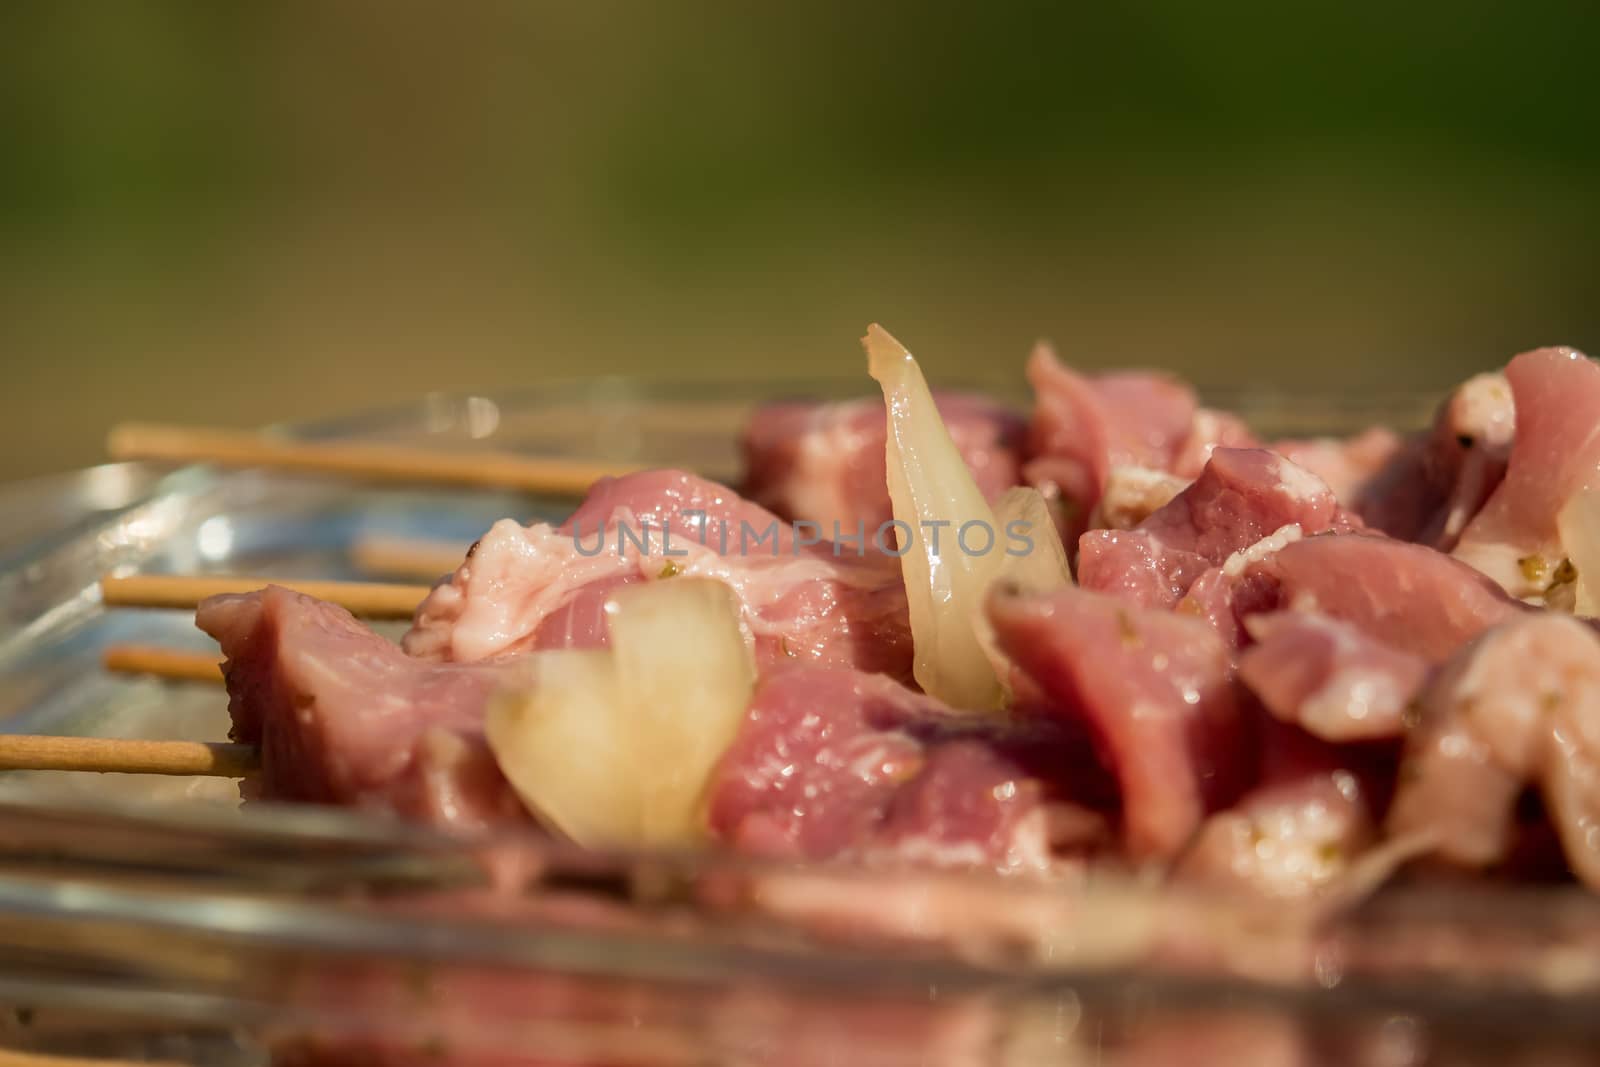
1 377 1580 1067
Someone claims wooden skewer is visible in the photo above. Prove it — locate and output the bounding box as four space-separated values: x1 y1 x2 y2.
0 737 258 778
108 422 639 498
0 1052 180 1067
101 644 224 684
348 533 469 581
100 575 429 619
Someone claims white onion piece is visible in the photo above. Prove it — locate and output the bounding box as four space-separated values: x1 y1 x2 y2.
865 325 1071 710
485 577 756 847
974 487 1074 692
866 324 1001 709
1557 490 1600 617
485 650 627 846
992 486 1073 594
607 578 757 842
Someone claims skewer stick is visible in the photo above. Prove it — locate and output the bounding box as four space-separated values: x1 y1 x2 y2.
0 737 258 778
0 1052 180 1067
101 644 224 684
100 575 429 619
348 533 468 581
107 422 637 498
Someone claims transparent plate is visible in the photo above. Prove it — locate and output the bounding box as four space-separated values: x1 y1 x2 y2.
0 377 1578 1067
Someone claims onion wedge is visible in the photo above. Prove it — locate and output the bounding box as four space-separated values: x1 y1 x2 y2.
485 650 626 846
992 485 1073 595
865 324 1071 709
1558 490 1600 616
973 487 1074 692
485 578 756 847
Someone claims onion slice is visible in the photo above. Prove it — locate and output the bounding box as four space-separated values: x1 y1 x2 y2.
974 487 1074 693
992 486 1073 595
1558 490 1600 616
485 577 756 847
865 324 1071 709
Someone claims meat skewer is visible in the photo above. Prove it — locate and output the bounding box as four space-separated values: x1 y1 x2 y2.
107 422 640 498
0 736 257 777
64 336 1600 901
100 575 428 619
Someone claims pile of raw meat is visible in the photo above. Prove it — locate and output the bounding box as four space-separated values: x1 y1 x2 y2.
198 341 1600 901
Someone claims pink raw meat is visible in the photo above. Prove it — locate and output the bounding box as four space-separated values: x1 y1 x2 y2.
1453 347 1600 598
741 393 1024 535
1078 448 1355 609
1181 532 1524 661
405 470 913 681
706 664 1111 872
1170 408 1262 479
1387 613 1600 889
197 586 528 830
1238 611 1428 742
1175 766 1373 900
1021 343 1199 520
1357 371 1515 549
987 583 1249 860
1272 427 1405 508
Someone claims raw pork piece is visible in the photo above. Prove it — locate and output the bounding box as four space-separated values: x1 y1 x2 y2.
987 583 1248 860
740 393 1025 535
1270 426 1404 508
1093 466 1190 530
197 586 528 830
1077 526 1214 610
1238 611 1428 742
1078 448 1355 609
1175 770 1372 900
1387 613 1600 888
1453 348 1600 599
1179 557 1291 650
1176 720 1389 900
706 665 1112 872
1272 534 1526 662
1132 449 1356 561
1170 408 1263 479
1180 532 1525 660
1022 343 1256 527
1357 371 1516 548
405 470 913 681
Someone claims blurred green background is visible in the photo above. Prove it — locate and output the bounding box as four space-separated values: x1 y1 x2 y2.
2 2 1597 483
